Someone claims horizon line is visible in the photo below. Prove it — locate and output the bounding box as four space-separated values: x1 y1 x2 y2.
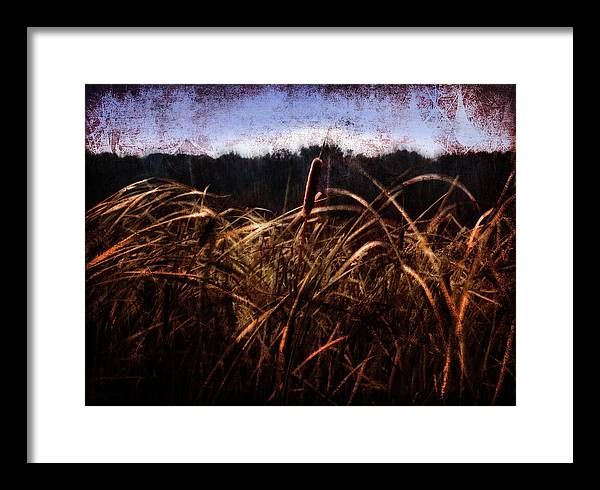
86 147 516 161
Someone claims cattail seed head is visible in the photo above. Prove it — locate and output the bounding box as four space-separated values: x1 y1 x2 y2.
302 157 323 219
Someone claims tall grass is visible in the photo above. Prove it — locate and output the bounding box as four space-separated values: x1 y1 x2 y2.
86 156 515 405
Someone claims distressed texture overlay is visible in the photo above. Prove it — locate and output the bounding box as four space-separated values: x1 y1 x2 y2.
86 84 515 158
86 84 516 406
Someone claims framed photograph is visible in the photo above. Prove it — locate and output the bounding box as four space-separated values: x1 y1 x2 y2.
28 27 573 462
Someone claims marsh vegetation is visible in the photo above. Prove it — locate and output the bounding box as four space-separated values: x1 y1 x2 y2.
85 147 515 405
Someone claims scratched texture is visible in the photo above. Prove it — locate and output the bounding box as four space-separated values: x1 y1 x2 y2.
86 84 515 158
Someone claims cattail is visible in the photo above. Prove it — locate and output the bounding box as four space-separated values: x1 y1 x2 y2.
302 157 323 219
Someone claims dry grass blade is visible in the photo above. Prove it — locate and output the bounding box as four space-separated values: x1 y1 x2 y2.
397 174 480 212
326 241 386 289
492 321 515 405
235 296 288 342
293 336 349 375
348 349 374 405
467 208 495 253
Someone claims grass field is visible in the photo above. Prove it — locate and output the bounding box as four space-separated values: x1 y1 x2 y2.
85 155 515 405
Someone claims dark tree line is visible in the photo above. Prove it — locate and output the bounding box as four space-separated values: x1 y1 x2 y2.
86 146 515 226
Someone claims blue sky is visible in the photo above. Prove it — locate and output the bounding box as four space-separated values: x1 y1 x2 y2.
86 84 515 158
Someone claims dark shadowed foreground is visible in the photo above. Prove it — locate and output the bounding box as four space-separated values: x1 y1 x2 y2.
86 152 515 405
